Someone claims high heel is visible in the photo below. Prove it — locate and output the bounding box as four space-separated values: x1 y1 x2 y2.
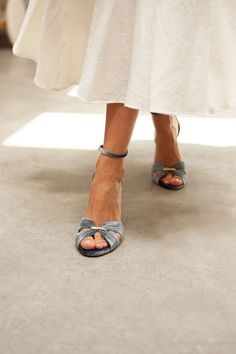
75 145 128 257
151 115 188 190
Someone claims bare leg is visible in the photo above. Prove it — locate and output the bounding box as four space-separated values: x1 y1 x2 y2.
81 103 139 250
151 113 183 186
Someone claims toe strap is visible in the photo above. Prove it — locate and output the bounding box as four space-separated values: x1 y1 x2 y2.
76 217 124 250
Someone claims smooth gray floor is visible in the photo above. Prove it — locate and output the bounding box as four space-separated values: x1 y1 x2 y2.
0 49 236 354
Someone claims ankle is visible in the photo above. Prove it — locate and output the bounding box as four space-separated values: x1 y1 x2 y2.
94 155 125 181
154 130 177 146
153 114 177 134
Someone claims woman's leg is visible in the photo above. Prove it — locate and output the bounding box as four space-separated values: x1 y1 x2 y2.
81 103 139 250
151 113 183 186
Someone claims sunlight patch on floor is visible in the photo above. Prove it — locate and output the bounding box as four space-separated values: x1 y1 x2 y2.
2 112 236 149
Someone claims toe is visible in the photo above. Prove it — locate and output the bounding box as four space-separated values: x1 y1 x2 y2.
170 176 183 185
80 236 95 250
102 239 108 248
161 173 172 184
95 232 107 249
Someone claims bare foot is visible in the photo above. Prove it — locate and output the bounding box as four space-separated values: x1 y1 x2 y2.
80 155 124 250
153 114 183 186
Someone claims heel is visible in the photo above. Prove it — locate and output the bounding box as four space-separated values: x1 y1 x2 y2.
174 115 180 137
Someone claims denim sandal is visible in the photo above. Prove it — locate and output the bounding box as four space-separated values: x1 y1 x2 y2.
151 115 188 190
75 144 128 257
152 161 188 190
76 217 124 257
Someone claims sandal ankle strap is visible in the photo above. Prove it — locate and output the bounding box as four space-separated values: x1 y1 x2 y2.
98 144 128 158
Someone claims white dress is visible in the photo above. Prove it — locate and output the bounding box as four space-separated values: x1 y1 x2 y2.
13 0 236 116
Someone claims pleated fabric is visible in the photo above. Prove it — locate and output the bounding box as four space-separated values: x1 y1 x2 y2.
13 0 236 116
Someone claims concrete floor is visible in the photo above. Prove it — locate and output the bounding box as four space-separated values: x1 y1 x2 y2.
0 49 236 354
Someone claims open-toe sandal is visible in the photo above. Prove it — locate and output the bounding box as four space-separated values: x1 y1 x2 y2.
151 115 188 190
75 144 128 257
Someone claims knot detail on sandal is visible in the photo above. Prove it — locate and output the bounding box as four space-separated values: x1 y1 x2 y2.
162 167 178 171
90 226 107 231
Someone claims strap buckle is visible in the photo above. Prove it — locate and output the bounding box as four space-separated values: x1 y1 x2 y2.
90 226 107 231
162 167 177 171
